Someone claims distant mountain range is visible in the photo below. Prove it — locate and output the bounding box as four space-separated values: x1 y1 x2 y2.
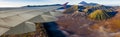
23 1 115 9
23 1 99 7
23 4 62 7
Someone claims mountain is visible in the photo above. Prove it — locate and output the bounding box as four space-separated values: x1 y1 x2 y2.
79 1 99 6
79 1 88 5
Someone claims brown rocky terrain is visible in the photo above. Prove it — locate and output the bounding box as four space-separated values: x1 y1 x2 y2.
56 8 120 37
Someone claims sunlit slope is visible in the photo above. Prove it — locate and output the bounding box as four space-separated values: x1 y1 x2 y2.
88 10 110 20
84 5 115 14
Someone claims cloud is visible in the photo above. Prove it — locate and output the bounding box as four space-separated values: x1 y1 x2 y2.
0 0 120 7
0 0 47 2
0 2 26 7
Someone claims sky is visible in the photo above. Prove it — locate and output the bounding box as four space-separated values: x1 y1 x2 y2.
0 0 120 7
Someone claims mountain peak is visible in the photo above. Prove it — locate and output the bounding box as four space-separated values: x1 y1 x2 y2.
79 1 88 5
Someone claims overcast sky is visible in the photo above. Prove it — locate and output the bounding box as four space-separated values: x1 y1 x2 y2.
0 0 120 7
